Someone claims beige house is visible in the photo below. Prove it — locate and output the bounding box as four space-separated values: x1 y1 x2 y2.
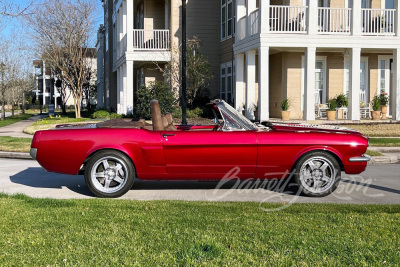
235 0 399 121
98 0 400 121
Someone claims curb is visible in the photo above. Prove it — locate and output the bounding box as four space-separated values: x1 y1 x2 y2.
0 151 33 160
369 155 398 164
368 147 400 153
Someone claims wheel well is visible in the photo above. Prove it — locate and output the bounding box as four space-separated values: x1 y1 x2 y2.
79 149 136 175
293 149 344 172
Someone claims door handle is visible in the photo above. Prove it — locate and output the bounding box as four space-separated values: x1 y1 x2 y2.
163 133 176 138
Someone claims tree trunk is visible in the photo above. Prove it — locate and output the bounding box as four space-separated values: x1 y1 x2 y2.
22 92 25 114
61 102 67 115
11 104 14 116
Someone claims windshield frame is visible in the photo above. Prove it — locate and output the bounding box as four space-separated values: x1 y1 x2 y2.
215 100 258 131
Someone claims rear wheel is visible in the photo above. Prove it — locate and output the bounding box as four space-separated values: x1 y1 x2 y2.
294 152 341 197
84 150 135 198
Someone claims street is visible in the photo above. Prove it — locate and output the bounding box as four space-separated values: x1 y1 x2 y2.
1 158 399 204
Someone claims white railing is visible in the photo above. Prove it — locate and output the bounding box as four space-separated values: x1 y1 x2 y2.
318 7 351 34
237 16 246 41
133 29 170 50
269 5 307 33
249 9 259 36
361 8 395 35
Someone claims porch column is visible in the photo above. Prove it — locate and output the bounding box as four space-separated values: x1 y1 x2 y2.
42 61 46 105
352 0 361 36
349 47 361 121
395 0 400 36
245 50 256 119
258 46 269 121
126 0 134 52
259 0 269 33
235 53 245 111
117 67 121 114
126 60 134 115
307 0 318 35
304 47 316 121
393 49 400 120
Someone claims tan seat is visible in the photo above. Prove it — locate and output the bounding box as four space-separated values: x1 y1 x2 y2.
151 100 164 131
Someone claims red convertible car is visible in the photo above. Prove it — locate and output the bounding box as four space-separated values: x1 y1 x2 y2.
30 100 370 198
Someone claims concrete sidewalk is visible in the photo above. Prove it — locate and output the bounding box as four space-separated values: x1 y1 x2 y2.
0 114 47 138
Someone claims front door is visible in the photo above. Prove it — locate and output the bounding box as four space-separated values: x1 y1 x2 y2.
315 60 326 105
161 131 257 179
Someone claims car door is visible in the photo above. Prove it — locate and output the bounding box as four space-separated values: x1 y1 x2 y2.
161 130 257 179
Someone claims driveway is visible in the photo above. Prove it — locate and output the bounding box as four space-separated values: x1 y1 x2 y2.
1 158 399 204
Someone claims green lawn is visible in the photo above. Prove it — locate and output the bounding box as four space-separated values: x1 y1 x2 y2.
0 137 32 152
0 114 33 127
0 194 399 266
369 138 400 147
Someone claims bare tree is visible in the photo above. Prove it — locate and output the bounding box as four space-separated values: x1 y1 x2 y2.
25 0 97 118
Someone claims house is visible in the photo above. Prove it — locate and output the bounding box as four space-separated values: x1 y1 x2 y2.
97 0 400 121
33 49 97 109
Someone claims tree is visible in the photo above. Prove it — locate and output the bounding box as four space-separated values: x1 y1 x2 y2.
25 0 97 118
157 36 213 107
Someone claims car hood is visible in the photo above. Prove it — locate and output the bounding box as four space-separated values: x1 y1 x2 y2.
269 123 363 135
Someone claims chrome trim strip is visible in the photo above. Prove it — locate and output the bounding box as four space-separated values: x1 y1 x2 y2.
349 154 371 162
30 148 37 160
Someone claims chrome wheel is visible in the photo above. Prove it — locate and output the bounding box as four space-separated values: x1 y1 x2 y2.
299 157 336 194
294 152 341 197
90 156 128 194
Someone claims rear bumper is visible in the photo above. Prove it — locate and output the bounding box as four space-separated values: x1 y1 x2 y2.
30 148 37 160
348 154 371 162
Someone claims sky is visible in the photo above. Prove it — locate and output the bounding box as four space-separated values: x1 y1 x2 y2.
1 0 103 66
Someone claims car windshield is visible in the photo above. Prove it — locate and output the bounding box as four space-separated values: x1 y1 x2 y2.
215 100 258 131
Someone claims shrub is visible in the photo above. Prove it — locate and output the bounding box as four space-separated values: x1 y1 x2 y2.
135 81 176 119
109 113 122 119
173 107 203 119
92 110 110 119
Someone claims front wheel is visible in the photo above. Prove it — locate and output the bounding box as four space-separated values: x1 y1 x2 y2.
84 150 135 198
293 152 341 197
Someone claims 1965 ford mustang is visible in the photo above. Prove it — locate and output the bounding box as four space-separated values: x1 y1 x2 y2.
30 100 370 198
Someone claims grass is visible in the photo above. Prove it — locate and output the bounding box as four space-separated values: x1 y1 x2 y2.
365 150 383 157
369 138 400 147
344 124 400 137
23 115 101 135
0 137 32 152
0 114 33 128
0 194 399 265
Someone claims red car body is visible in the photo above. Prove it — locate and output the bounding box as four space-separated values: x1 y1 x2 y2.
30 100 370 197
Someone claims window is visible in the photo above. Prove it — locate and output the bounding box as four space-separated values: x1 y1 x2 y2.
221 62 233 104
221 0 234 40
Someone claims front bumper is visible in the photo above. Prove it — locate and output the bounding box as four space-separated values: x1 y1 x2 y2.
30 148 37 160
348 154 371 162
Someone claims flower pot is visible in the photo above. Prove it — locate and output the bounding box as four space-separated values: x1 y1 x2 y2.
254 111 259 121
371 110 381 120
281 111 290 121
327 110 336 121
380 105 388 119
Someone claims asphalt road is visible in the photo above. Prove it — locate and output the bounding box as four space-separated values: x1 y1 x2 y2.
1 158 399 204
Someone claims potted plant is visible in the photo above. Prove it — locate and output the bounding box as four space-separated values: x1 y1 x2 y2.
253 103 258 121
371 95 381 120
379 92 389 119
335 93 348 108
281 98 290 121
327 98 337 121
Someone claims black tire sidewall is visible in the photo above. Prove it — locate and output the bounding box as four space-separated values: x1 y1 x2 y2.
84 150 135 198
294 151 341 197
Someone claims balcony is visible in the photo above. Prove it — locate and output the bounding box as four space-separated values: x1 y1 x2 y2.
237 5 397 41
133 29 170 50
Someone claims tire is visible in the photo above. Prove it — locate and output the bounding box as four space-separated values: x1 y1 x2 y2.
84 150 135 198
293 151 341 197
